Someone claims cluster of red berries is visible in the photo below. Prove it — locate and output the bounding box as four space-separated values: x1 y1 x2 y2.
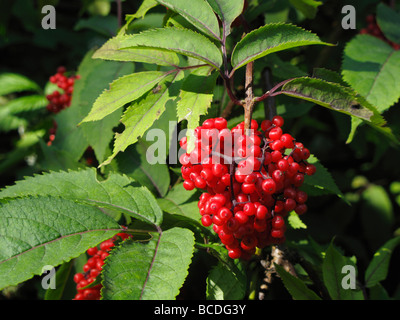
73 232 132 300
179 116 316 260
360 14 400 50
46 66 80 114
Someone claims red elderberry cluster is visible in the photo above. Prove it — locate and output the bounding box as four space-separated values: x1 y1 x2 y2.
360 14 400 50
179 116 316 260
46 66 80 114
73 232 132 300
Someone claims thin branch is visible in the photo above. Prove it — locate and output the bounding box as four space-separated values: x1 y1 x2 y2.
116 0 122 29
244 61 255 131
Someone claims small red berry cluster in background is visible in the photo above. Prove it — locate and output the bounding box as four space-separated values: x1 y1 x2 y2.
45 67 80 146
73 232 132 300
46 66 80 114
179 116 316 260
360 14 400 50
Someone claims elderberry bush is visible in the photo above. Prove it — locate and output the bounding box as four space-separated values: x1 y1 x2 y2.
179 116 316 260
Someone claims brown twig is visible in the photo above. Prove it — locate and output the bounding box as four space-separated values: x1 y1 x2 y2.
244 61 255 132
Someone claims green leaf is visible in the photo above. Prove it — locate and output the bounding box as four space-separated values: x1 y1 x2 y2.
376 3 400 45
281 77 385 124
287 211 307 229
361 185 395 252
44 260 74 300
0 196 122 290
119 27 223 70
0 168 163 227
231 23 332 71
92 34 180 66
289 0 322 19
0 95 48 132
157 182 199 221
155 0 221 41
342 34 400 113
206 260 247 300
365 236 400 288
177 66 218 152
101 227 195 300
111 141 171 198
102 71 182 166
0 73 41 96
302 154 344 199
322 243 364 300
205 0 244 36
53 50 134 162
80 70 170 123
274 263 322 300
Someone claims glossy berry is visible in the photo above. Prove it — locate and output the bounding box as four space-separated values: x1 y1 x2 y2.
179 117 315 260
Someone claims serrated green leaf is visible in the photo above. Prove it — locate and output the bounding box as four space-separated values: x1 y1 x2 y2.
177 66 218 152
274 263 322 300
92 34 180 66
376 3 400 45
206 260 247 300
302 154 344 200
281 77 386 124
119 27 223 70
361 185 394 252
156 0 221 41
342 34 400 113
81 70 169 123
231 23 332 71
322 243 364 300
0 168 163 227
288 211 307 229
101 227 195 300
0 73 41 96
102 71 182 167
53 50 134 162
205 0 244 36
0 196 122 290
289 0 322 19
0 95 48 132
365 237 400 288
112 141 171 198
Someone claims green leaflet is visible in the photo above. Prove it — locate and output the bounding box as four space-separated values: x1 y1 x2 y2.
81 70 169 123
0 73 41 96
177 66 218 152
119 27 223 70
231 23 332 71
281 77 384 124
206 260 247 300
365 236 400 288
92 34 180 66
322 243 364 300
53 50 134 163
205 0 244 36
289 0 322 19
274 264 322 300
376 3 400 45
342 34 400 113
0 168 163 227
102 71 182 167
0 196 122 290
156 0 221 41
101 227 195 300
